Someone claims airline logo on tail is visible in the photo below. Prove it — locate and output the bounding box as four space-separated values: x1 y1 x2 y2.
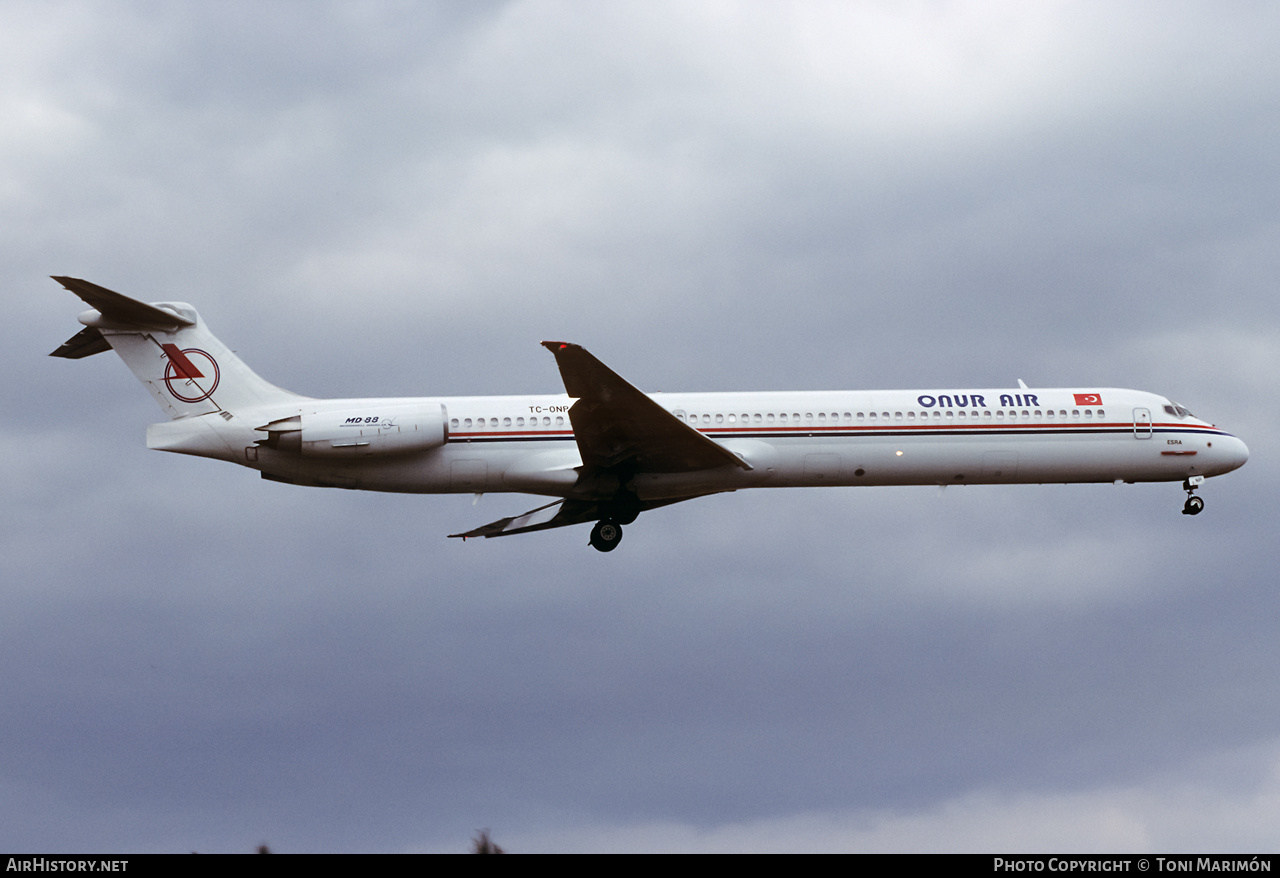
161 344 220 402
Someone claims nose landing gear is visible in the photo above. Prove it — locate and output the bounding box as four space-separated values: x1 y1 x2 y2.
1182 476 1206 515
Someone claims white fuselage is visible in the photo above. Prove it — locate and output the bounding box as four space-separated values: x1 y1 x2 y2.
148 386 1249 500
51 279 1248 546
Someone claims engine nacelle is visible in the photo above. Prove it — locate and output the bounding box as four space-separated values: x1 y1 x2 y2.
257 402 448 458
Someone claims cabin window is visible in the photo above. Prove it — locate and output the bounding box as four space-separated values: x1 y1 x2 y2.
857 412 865 421
818 412 827 423
503 417 511 427
451 418 459 429
556 416 564 426
765 413 774 423
996 411 1004 420
1034 410 1042 419
907 412 916 421
1072 409 1080 418
464 418 473 428
895 412 903 421
1084 409 1093 419
715 413 724 424
1097 409 1105 418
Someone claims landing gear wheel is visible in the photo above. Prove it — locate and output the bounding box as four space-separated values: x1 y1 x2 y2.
1181 476 1206 516
589 519 623 552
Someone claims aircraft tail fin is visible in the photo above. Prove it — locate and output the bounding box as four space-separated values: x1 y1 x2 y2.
50 276 305 419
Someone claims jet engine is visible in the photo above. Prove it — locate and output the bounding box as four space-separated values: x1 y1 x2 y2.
256 402 448 457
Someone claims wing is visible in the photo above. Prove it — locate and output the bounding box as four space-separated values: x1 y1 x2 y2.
540 341 750 474
452 343 743 541
449 496 706 540
449 498 601 539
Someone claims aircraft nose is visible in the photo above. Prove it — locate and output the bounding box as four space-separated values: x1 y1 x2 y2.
1216 435 1249 473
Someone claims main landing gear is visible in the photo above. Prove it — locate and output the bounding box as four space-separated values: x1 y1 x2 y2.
589 519 623 552
587 489 639 552
1182 476 1205 516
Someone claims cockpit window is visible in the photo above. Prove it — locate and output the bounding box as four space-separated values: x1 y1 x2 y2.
1163 402 1194 419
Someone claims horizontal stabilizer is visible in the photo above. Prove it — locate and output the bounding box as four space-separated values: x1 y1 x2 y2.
51 276 194 329
50 326 112 359
51 276 305 416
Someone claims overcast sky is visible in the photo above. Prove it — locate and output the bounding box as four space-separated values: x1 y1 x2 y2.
4 0 1279 853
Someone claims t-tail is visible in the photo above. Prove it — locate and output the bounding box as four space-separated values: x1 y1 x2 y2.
49 276 304 419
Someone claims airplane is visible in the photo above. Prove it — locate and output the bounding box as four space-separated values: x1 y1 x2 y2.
50 276 1250 552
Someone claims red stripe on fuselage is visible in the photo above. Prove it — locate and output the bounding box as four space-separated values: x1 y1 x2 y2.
445 421 1231 442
